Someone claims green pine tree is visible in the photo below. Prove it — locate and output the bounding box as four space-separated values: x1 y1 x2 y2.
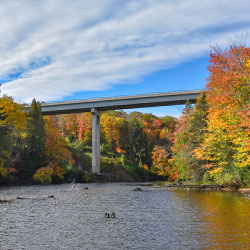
186 92 209 181
126 118 148 165
173 94 209 183
189 92 209 146
21 99 46 180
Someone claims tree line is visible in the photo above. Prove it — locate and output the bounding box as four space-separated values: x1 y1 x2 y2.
0 43 250 186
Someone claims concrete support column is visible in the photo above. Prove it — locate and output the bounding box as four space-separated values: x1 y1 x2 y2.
91 108 101 173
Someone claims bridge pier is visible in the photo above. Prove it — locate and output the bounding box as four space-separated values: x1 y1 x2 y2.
91 108 101 173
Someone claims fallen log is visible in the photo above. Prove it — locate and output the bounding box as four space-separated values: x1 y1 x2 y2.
0 199 11 203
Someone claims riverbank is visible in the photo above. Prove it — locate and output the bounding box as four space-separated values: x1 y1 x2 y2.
148 182 250 196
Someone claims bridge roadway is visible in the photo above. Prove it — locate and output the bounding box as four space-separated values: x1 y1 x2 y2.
41 90 201 173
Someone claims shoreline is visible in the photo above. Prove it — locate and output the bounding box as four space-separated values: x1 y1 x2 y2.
150 182 250 195
1 181 250 195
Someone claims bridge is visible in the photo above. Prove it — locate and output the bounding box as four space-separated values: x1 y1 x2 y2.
41 90 201 173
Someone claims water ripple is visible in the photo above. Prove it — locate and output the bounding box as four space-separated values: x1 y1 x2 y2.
1 183 250 250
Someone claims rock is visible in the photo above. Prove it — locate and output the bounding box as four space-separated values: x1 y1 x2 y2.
239 188 250 194
0 200 10 203
221 187 232 192
16 196 29 199
134 187 142 191
16 195 55 200
152 184 160 188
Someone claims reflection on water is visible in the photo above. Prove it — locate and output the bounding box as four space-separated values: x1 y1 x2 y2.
173 190 250 249
0 184 250 249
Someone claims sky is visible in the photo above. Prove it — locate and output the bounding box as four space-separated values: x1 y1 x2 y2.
1 0 250 117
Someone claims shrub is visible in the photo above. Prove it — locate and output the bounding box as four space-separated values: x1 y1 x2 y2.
202 172 214 184
33 166 54 184
83 171 93 182
33 164 65 184
65 165 85 183
237 167 250 187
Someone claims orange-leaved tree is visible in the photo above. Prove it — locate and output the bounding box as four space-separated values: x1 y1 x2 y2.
195 44 250 185
33 116 73 184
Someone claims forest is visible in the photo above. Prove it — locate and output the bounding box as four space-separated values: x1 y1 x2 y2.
1 44 250 187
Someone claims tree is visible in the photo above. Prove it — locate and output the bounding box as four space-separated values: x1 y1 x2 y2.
151 145 170 177
33 116 73 184
44 117 72 164
186 92 209 181
21 99 46 179
125 118 148 165
195 44 250 185
0 95 26 131
171 101 193 181
0 105 9 181
0 94 28 184
101 112 127 154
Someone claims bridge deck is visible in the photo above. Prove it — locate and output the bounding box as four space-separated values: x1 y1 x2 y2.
41 90 202 115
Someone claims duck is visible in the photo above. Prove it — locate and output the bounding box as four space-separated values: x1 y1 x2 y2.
111 212 115 218
104 212 110 218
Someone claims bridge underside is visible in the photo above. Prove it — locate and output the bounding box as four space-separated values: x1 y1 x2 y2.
41 90 201 173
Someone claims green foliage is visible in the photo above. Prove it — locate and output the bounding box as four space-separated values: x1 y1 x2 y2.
101 156 122 173
172 94 209 183
64 165 85 183
189 93 209 146
125 118 148 164
67 140 92 169
26 99 46 154
83 171 93 183
237 167 250 187
123 159 158 181
21 99 46 179
101 143 115 157
214 173 237 186
202 172 214 184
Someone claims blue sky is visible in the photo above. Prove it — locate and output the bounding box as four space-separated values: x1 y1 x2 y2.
63 56 209 117
1 0 250 116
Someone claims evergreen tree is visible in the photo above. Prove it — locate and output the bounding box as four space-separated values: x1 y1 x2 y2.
126 118 148 165
189 93 209 146
21 99 46 180
171 101 193 182
172 95 209 183
187 92 209 181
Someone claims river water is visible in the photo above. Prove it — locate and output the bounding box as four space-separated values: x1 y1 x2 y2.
0 183 250 250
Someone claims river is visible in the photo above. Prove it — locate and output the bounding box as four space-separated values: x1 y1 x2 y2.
0 183 250 250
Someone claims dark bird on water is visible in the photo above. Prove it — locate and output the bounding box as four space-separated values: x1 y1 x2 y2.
105 212 115 218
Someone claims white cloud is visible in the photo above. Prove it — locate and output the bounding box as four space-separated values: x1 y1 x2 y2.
1 0 250 102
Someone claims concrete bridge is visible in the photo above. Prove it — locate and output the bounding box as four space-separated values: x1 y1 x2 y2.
41 90 201 173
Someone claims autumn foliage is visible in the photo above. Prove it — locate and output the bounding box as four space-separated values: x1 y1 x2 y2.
173 44 250 186
1 43 250 186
